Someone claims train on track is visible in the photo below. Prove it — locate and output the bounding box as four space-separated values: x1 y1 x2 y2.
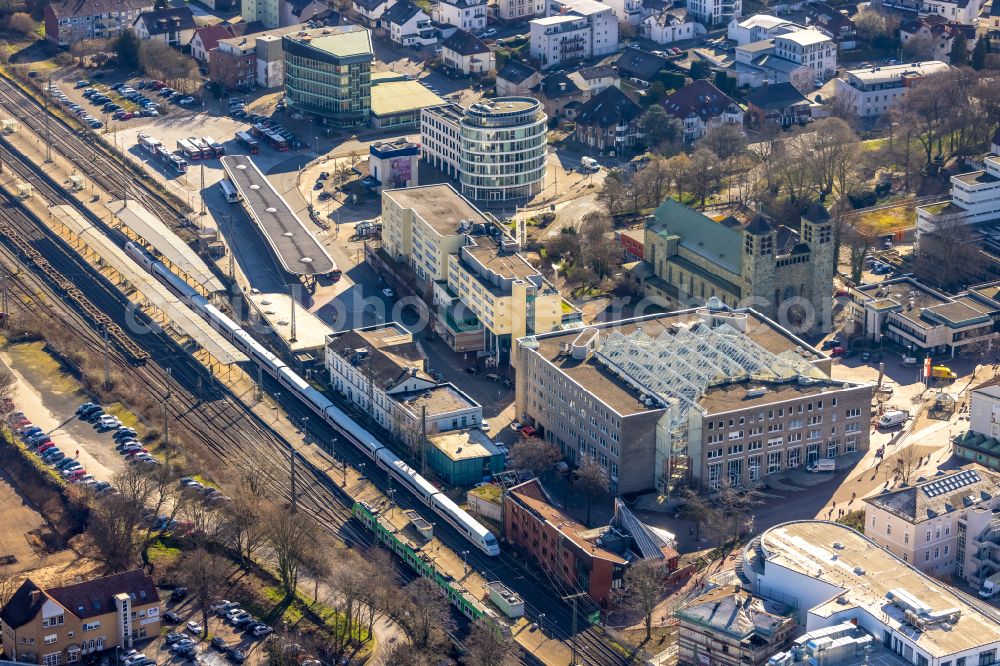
123 242 500 557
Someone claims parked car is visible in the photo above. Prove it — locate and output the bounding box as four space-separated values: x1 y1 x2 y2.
163 611 181 624
186 621 203 634
211 637 229 651
164 633 185 645
251 624 273 638
226 649 246 663
172 587 188 601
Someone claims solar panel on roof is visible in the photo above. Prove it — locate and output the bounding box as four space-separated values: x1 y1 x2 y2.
922 470 981 497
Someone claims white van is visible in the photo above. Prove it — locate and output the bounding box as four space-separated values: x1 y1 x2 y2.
878 410 909 429
806 458 835 473
580 156 599 172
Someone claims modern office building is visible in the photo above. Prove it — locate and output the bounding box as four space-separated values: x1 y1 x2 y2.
0 570 161 663
846 276 1000 358
917 155 1000 235
625 199 835 335
514 305 871 495
420 98 548 202
862 465 1000 580
741 520 1000 666
283 25 374 127
832 61 950 119
380 185 577 361
675 586 795 666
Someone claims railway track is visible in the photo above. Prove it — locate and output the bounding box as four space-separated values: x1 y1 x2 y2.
0 76 640 665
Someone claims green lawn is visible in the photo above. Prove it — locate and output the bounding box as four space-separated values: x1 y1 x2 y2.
852 204 916 234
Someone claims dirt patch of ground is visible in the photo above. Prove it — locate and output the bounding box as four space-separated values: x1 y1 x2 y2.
0 468 77 576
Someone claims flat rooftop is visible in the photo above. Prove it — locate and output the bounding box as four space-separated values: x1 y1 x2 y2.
464 242 540 280
524 309 829 416
248 292 334 353
698 380 865 414
383 184 490 237
856 278 949 310
759 521 1000 659
776 28 829 45
395 383 479 417
953 169 1000 187
370 74 445 118
283 25 372 58
221 155 336 276
845 60 949 84
428 428 500 461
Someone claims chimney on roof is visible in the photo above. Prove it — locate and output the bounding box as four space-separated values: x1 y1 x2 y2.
30 590 40 604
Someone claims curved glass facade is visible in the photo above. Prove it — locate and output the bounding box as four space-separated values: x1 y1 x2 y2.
458 98 548 201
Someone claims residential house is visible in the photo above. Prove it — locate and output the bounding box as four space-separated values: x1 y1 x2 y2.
573 85 642 153
577 65 619 93
613 46 668 82
688 0 741 26
353 0 389 26
132 6 197 47
746 81 811 127
773 29 836 81
496 60 542 95
504 479 678 603
832 61 951 119
432 0 488 32
0 570 161 663
529 0 618 68
862 465 1000 581
497 0 544 20
440 29 494 74
727 14 800 45
191 24 234 64
901 16 975 63
675 586 796 666
383 1 439 46
921 0 981 25
602 0 644 26
730 39 812 88
535 70 591 118
804 1 856 49
662 79 743 140
987 0 1000 50
44 0 153 47
642 7 703 44
280 0 330 26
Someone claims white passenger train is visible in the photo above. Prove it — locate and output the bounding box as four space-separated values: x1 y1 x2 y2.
123 242 500 556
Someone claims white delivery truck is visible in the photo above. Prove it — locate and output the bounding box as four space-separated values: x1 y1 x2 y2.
980 571 1000 597
806 458 836 473
878 410 910 429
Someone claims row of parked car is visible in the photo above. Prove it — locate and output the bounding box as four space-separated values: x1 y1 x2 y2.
8 410 111 490
46 83 103 129
77 402 161 467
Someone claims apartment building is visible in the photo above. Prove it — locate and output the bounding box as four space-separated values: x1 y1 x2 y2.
572 86 642 153
0 570 161 664
529 0 618 69
847 276 1000 358
504 479 678 604
662 80 744 140
921 0 981 25
742 520 1000 666
243 0 281 28
420 98 548 201
772 29 836 80
497 0 545 22
381 185 574 362
283 25 374 127
862 465 1000 577
514 305 871 495
727 14 801 45
602 0 644 26
832 61 950 119
917 155 1000 234
432 0 488 32
325 322 483 448
132 7 196 47
44 0 153 47
675 586 795 666
955 375 1000 473
688 0 741 26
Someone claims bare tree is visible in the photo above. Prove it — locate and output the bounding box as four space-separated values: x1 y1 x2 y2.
847 224 877 284
679 487 723 544
462 618 516 666
267 508 318 597
507 437 562 477
715 480 762 542
902 34 934 61
634 156 671 208
179 548 228 638
598 170 632 217
803 118 860 199
615 559 667 641
892 445 921 487
0 566 19 607
7 12 36 34
574 457 610 527
662 153 692 199
697 123 746 160
576 211 620 281
0 366 17 417
682 149 722 206
400 577 455 649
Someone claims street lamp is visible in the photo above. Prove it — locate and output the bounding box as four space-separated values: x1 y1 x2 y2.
359 462 366 479
273 391 281 423
461 549 469 573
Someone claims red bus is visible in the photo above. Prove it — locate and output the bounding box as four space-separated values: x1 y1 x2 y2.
176 138 201 161
235 131 260 154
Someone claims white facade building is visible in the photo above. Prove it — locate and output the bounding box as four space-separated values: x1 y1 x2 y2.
420 98 548 201
529 0 618 69
917 155 1000 235
497 0 544 21
642 8 703 44
601 0 644 26
921 0 981 25
383 0 438 46
727 14 800 44
772 28 836 80
744 521 1000 666
688 0 741 27
432 0 488 32
833 60 950 119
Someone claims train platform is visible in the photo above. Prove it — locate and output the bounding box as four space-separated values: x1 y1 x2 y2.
108 200 225 294
49 205 248 367
221 155 336 278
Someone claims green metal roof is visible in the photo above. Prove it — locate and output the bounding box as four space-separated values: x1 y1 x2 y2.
289 26 373 58
649 198 743 275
